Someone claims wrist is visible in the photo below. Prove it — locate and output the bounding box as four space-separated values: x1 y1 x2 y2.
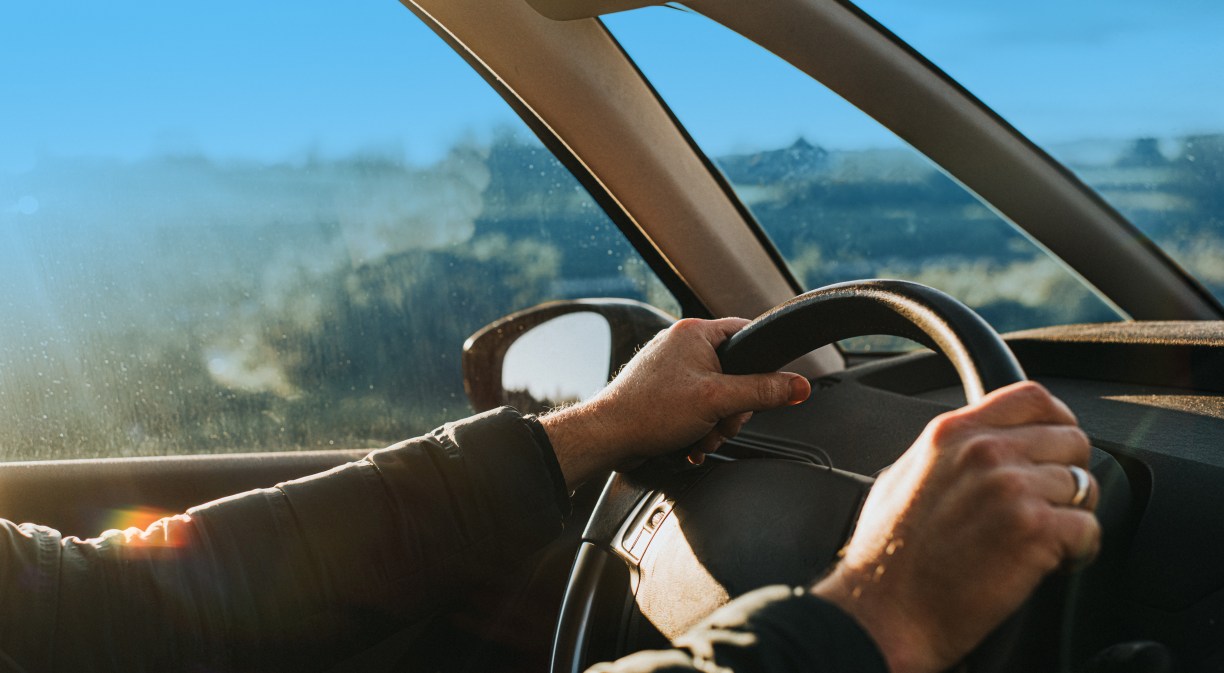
810 566 940 673
540 400 620 490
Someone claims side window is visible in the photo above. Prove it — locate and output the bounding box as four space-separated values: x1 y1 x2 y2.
604 8 1120 350
0 4 675 461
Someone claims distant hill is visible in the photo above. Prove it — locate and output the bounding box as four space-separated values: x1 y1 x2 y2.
718 137 830 184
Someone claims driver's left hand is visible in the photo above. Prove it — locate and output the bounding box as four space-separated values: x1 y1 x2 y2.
542 318 811 489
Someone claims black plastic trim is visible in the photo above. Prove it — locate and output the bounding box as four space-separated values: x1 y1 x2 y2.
551 543 632 673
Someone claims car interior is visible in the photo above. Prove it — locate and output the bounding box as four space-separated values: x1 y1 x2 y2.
2 0 1222 671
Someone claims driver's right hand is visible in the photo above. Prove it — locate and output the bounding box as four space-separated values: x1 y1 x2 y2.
811 381 1101 673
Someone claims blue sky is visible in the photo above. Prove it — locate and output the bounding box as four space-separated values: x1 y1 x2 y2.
2 1 1222 173
1 2 504 171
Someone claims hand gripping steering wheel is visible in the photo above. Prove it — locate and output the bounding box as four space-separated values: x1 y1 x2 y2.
551 280 1068 673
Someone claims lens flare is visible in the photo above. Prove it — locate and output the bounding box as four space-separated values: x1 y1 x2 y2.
98 507 190 548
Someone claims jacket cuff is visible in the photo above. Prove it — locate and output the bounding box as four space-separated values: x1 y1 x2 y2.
674 585 890 672
520 411 573 516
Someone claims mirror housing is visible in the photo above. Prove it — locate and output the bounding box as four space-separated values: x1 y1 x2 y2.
463 299 674 413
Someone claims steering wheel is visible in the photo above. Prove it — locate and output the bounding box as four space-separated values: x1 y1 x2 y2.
550 279 1063 673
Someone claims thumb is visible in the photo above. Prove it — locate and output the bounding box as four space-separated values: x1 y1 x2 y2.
713 372 810 417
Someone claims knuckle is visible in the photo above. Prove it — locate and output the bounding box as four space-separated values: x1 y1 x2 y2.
1006 500 1051 540
669 318 704 337
958 435 1011 469
998 380 1050 411
984 466 1029 500
1066 427 1092 461
1012 380 1050 402
926 411 967 445
1019 382 1079 423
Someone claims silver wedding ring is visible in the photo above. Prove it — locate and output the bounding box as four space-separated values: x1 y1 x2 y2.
1068 464 1092 509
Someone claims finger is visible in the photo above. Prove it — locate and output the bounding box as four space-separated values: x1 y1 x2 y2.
710 372 810 417
961 381 1078 429
989 424 1092 466
661 317 751 352
699 317 752 349
715 412 754 440
1049 508 1102 571
953 424 1091 474
688 431 726 464
692 413 755 465
1062 464 1099 511
1014 464 1101 511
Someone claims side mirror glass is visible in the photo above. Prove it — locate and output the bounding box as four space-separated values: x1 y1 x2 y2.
463 299 674 414
502 313 612 410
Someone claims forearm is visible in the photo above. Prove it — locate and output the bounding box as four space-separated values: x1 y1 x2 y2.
0 408 568 672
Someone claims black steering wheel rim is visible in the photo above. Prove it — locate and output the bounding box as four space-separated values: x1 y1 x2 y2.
718 279 1025 402
551 279 1030 672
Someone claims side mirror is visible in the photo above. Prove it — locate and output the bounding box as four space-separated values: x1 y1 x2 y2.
463 299 675 414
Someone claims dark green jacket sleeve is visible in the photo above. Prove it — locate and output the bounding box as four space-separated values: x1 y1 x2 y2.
590 586 889 673
0 406 887 673
0 407 569 672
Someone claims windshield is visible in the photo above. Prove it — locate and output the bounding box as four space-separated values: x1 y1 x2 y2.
604 8 1121 348
607 2 1224 327
855 0 1224 303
